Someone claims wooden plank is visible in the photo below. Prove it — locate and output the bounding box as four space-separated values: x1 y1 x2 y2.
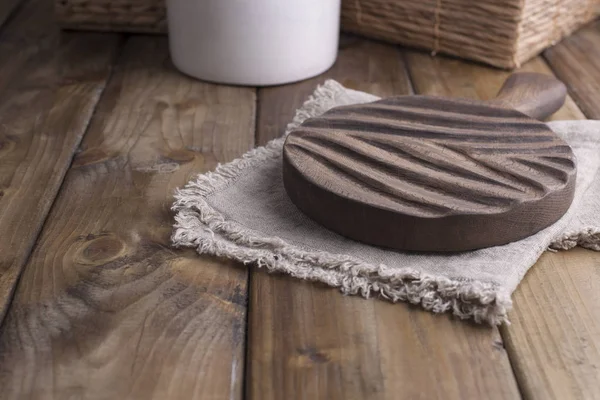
501 249 600 400
406 51 600 400
0 0 20 29
0 36 255 400
257 35 411 145
545 21 600 119
505 29 600 399
248 37 521 400
0 0 121 324
405 53 585 121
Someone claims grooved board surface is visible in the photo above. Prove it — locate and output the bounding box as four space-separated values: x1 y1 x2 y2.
248 36 521 400
0 2 598 398
406 49 599 400
284 94 576 251
510 22 600 400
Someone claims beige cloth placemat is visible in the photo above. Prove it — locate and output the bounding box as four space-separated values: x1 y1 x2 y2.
171 81 600 325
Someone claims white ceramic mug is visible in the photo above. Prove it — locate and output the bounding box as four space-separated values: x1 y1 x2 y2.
166 0 341 86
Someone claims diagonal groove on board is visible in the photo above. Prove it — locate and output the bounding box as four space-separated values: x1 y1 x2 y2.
0 35 256 400
246 35 521 400
0 0 122 327
498 22 600 400
406 51 596 400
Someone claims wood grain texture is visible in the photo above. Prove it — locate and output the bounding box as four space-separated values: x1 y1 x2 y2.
0 0 121 324
283 88 576 251
501 249 600 400
506 30 600 400
0 37 255 400
545 20 600 119
492 72 567 120
257 35 411 144
405 52 586 122
406 50 599 400
248 37 521 400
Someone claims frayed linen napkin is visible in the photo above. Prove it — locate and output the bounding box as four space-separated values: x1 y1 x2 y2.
171 80 600 325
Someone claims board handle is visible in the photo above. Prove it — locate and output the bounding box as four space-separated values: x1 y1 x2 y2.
490 72 567 120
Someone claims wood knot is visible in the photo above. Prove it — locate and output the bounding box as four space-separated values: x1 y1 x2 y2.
0 187 11 200
73 148 115 167
0 136 16 157
164 149 196 163
295 347 330 366
155 100 170 112
76 234 126 266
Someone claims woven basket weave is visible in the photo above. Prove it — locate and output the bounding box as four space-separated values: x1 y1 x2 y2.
55 0 599 68
56 0 166 33
342 0 600 68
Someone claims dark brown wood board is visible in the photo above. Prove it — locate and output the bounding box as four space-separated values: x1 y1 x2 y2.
257 35 411 145
248 36 521 400
405 54 585 121
0 7 596 398
406 50 598 400
282 73 575 251
0 0 121 325
507 23 600 400
0 37 256 400
545 20 600 119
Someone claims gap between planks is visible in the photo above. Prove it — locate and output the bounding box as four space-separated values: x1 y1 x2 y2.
247 35 521 400
0 0 122 326
405 50 599 400
501 21 600 400
0 35 256 400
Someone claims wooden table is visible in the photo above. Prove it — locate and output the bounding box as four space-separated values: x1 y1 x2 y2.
0 1 598 399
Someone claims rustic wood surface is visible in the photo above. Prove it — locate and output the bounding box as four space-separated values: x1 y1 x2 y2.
0 0 120 325
282 73 576 251
406 47 600 400
502 249 600 400
249 37 521 400
491 72 567 120
0 2 598 398
0 36 255 399
545 20 600 119
505 22 600 400
256 35 411 146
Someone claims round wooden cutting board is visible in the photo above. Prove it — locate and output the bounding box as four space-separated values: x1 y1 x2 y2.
282 73 577 252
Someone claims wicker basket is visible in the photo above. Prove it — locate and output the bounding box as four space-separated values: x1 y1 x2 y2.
342 0 600 68
55 0 599 68
56 0 166 33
